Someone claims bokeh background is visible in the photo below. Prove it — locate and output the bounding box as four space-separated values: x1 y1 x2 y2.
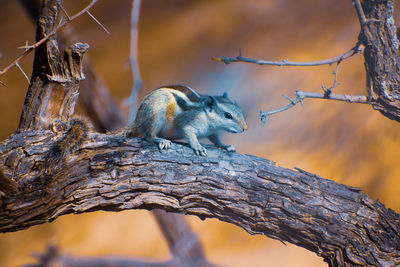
1 0 400 266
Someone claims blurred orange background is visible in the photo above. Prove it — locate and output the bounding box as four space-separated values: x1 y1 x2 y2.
1 0 399 266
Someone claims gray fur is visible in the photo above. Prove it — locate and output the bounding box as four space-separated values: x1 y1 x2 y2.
129 87 248 155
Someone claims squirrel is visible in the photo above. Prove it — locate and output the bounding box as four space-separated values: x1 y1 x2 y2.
124 85 248 156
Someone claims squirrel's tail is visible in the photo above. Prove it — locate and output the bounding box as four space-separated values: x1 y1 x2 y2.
44 118 90 175
109 124 139 137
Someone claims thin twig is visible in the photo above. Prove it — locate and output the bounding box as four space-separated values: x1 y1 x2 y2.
0 0 99 77
60 5 71 21
86 10 110 35
15 62 30 83
259 91 372 125
128 0 143 123
212 44 361 67
353 0 367 26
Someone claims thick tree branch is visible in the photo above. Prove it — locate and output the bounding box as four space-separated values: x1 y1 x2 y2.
0 132 399 266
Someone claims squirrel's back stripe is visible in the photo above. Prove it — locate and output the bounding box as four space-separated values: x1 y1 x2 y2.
158 85 201 102
166 91 176 123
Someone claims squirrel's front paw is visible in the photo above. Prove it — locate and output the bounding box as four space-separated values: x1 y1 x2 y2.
224 145 236 152
158 139 172 150
192 145 207 156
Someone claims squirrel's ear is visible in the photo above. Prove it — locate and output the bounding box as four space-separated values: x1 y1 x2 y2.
222 92 229 99
203 96 217 112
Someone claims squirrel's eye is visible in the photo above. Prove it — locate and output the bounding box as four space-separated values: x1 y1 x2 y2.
224 112 233 119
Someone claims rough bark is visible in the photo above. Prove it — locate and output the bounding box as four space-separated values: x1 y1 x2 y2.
17 0 88 131
0 131 399 266
360 0 400 121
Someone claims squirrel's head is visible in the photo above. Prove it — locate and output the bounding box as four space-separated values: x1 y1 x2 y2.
202 92 248 133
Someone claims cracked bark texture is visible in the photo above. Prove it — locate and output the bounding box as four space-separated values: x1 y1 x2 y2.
0 132 399 266
17 0 88 131
360 0 400 121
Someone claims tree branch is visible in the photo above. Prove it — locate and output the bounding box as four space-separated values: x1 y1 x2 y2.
212 45 361 67
259 91 371 125
25 244 211 267
0 132 399 266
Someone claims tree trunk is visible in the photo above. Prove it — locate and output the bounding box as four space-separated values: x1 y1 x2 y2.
360 0 400 121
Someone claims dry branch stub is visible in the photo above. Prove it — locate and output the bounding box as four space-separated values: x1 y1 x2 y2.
17 0 89 131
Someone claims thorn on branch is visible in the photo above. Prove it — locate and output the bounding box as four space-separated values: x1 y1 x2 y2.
282 94 296 104
87 10 111 35
15 62 30 83
60 5 71 21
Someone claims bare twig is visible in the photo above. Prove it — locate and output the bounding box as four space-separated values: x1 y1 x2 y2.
60 5 71 21
212 44 361 67
15 62 30 83
86 10 110 35
0 0 99 77
128 0 143 123
353 0 367 26
259 91 371 125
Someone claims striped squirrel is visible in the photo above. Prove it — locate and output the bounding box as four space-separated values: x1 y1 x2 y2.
125 85 248 156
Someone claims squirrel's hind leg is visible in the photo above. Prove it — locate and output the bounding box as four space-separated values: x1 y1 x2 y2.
144 136 172 150
143 114 172 150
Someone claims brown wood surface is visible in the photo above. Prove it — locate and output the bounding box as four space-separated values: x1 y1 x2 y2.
0 131 399 266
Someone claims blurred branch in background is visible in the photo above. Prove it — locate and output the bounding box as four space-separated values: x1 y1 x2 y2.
19 0 211 265
25 244 205 267
128 0 144 123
